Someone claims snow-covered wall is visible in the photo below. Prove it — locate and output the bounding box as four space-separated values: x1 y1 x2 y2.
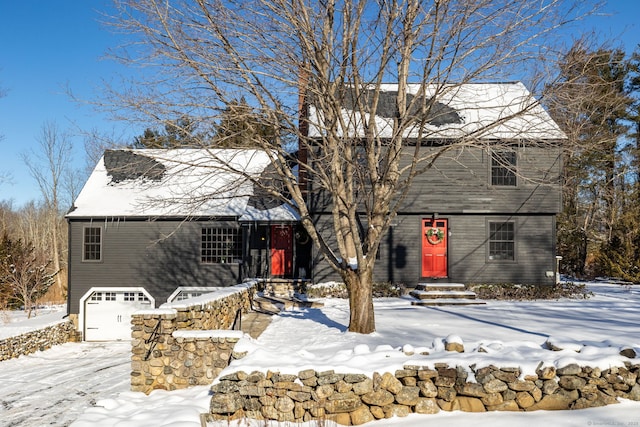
208 362 640 425
0 321 78 361
130 282 255 394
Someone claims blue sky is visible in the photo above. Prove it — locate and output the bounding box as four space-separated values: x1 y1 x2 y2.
0 0 638 208
0 0 135 208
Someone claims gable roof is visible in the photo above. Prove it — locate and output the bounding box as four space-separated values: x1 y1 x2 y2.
67 148 299 221
308 82 566 140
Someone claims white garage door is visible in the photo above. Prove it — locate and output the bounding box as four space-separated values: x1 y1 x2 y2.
84 290 153 341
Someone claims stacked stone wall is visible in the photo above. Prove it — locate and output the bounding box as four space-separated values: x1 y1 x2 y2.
0 321 78 361
131 283 255 394
209 362 640 425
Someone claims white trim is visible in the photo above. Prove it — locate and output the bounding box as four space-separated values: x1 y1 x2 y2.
166 286 223 303
78 287 155 341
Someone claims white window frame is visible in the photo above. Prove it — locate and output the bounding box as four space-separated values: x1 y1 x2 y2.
487 219 516 262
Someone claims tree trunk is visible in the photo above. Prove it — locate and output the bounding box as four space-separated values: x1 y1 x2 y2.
50 213 63 300
343 268 375 334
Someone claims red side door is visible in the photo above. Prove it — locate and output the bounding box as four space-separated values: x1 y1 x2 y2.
422 219 448 278
270 225 293 277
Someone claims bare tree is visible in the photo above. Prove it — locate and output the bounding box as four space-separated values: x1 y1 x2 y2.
0 233 57 318
22 122 74 301
106 0 599 333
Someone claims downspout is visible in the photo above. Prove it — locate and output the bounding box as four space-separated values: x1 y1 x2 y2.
66 218 71 318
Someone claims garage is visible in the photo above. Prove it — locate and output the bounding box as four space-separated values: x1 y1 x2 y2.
82 288 154 341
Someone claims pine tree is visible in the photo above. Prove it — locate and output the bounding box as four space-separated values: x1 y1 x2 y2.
132 116 201 148
550 44 634 277
213 99 279 148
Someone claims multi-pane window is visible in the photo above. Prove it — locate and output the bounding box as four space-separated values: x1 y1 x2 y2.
90 292 102 301
104 292 116 301
488 221 515 261
83 227 102 261
201 227 242 264
491 150 517 186
124 292 136 301
176 292 203 301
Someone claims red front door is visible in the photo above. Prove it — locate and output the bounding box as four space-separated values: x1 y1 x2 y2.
422 218 448 278
271 225 293 277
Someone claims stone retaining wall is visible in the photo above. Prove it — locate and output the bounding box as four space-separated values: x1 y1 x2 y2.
131 282 255 394
209 362 640 425
0 321 77 361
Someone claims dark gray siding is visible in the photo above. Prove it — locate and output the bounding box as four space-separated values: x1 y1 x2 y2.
68 219 243 314
309 144 561 286
309 145 562 215
311 213 557 286
399 145 562 214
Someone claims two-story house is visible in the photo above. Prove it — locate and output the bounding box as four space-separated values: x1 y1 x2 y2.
66 82 564 341
306 82 565 287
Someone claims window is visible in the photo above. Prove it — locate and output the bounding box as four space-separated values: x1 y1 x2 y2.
124 292 136 301
176 292 203 301
488 221 515 261
491 150 517 186
138 293 150 302
90 292 102 301
83 227 102 261
104 292 116 301
201 227 242 263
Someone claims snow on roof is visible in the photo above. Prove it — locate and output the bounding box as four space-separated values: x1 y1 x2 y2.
67 149 300 220
308 82 566 140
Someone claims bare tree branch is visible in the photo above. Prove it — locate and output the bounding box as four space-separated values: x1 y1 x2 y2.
101 0 601 333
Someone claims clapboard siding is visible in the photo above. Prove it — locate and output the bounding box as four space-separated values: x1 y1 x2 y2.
68 219 242 314
309 145 562 215
311 213 556 286
309 142 560 286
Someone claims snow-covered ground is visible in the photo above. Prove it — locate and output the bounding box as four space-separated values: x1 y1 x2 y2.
1 282 640 427
0 305 67 340
0 341 131 426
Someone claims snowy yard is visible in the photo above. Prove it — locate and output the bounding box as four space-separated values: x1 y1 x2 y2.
0 341 131 426
1 282 640 427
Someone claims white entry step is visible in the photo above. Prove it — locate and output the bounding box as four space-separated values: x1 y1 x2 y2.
410 298 487 306
415 283 466 290
411 290 478 300
409 283 485 306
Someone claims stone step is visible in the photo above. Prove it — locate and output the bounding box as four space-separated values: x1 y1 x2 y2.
238 311 274 339
409 283 485 306
252 296 281 315
253 294 324 314
409 290 478 300
414 283 466 291
411 298 486 306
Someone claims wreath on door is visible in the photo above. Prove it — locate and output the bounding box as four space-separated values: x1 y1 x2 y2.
426 227 445 244
295 230 310 245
